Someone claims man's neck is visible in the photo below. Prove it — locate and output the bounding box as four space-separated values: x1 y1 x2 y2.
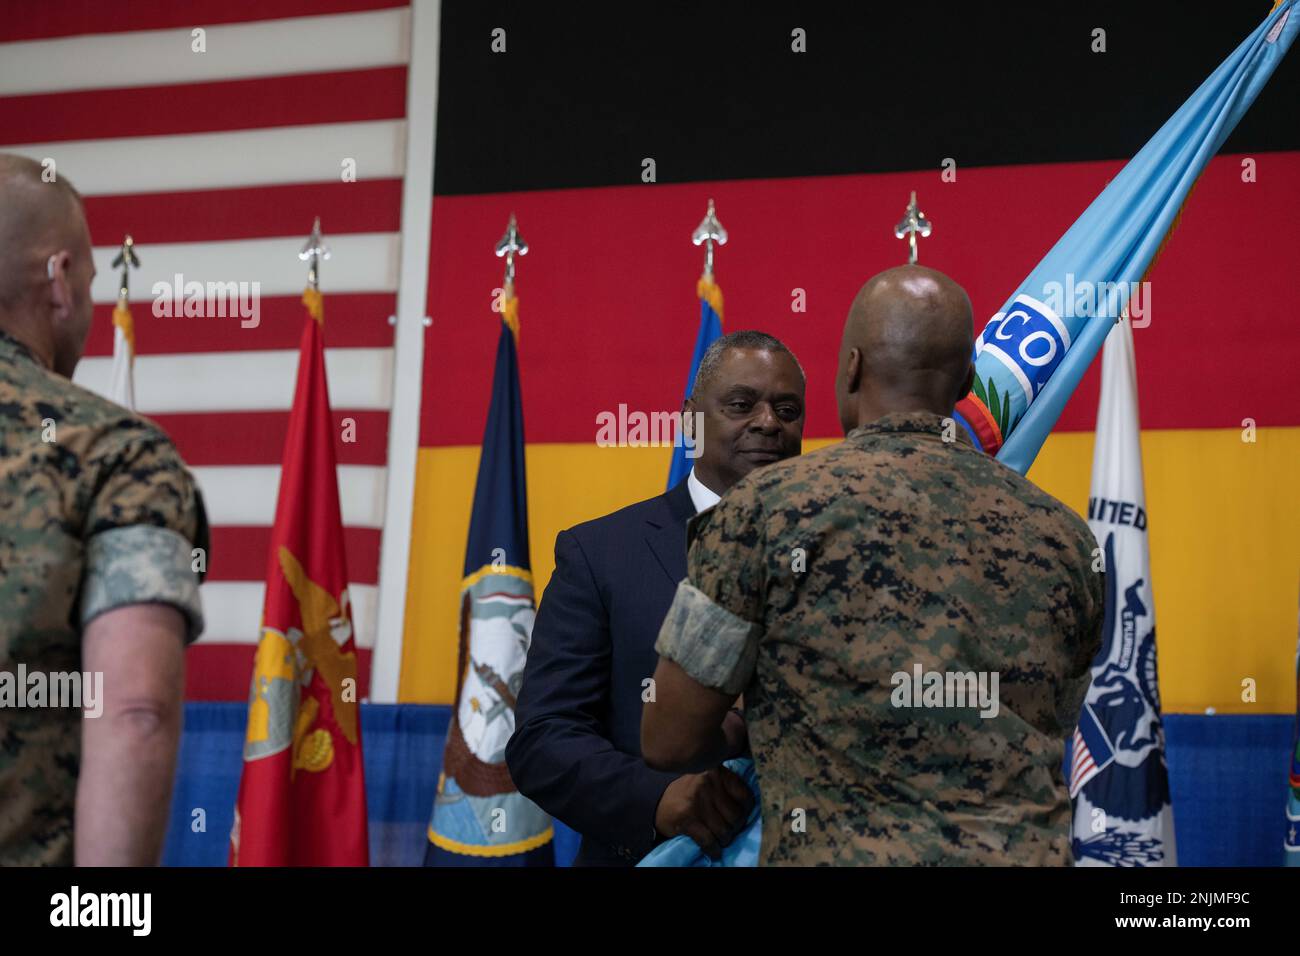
850 398 952 430
0 315 54 371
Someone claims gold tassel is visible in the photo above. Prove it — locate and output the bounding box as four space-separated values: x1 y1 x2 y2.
111 300 135 356
302 287 324 324
697 275 724 320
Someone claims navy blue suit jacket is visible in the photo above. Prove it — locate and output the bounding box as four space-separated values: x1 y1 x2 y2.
506 479 695 866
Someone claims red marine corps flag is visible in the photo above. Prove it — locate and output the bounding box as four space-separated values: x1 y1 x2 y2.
230 220 368 866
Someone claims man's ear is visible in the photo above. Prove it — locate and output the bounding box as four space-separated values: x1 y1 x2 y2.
958 362 976 402
844 347 863 395
681 397 696 438
46 250 74 318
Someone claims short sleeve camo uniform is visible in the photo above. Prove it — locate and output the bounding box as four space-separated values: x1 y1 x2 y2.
656 411 1104 865
0 330 208 865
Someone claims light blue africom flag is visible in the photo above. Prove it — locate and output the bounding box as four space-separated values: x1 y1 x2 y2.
953 0 1298 476
640 0 1297 868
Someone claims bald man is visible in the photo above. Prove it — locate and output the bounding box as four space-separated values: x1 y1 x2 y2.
643 264 1104 865
0 154 208 865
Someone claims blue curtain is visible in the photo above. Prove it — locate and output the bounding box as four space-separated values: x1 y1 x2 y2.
1163 714 1291 866
163 704 1289 867
163 702 580 867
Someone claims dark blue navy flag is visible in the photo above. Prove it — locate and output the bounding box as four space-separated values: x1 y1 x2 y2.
425 290 554 866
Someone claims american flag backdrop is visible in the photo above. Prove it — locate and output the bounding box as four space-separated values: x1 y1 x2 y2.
0 0 426 701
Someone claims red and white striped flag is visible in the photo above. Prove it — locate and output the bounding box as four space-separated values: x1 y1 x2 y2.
0 2 413 701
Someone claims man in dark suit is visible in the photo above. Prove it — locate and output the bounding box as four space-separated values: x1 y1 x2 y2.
506 330 806 865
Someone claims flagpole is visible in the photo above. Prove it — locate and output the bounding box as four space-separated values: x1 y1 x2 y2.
111 234 139 300
692 198 727 281
668 201 727 490
298 217 330 292
893 191 932 264
495 213 528 318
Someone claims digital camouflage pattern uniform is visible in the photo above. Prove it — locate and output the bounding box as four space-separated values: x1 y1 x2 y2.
0 330 207 865
656 411 1104 866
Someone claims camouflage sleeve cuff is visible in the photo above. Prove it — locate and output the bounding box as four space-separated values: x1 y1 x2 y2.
80 525 205 644
654 580 761 696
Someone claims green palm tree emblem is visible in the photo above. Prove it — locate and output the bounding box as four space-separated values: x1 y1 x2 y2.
970 374 1013 439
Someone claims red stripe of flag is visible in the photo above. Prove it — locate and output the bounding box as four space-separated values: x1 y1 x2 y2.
152 410 389 467
0 67 406 146
84 292 396 355
0 0 407 43
85 180 402 247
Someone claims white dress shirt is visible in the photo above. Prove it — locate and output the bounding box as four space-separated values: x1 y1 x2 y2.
686 468 721 514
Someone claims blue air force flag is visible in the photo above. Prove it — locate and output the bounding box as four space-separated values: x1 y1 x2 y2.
667 276 723 489
1069 316 1176 867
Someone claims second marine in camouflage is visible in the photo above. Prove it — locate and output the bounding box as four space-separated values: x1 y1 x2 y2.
0 155 208 866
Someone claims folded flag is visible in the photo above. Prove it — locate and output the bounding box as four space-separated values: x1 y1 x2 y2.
637 759 761 867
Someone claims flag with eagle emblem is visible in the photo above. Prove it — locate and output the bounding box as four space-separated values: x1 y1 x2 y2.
230 286 369 866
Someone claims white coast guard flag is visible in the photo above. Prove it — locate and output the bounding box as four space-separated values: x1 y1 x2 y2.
1068 315 1177 866
108 302 134 411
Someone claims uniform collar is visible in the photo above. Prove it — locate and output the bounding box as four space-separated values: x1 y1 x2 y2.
0 327 47 370
846 410 977 449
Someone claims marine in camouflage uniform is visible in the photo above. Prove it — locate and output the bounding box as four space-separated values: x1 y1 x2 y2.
0 328 208 865
650 265 1104 866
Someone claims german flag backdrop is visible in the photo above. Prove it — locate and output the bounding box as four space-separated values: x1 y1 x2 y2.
401 4 1300 718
